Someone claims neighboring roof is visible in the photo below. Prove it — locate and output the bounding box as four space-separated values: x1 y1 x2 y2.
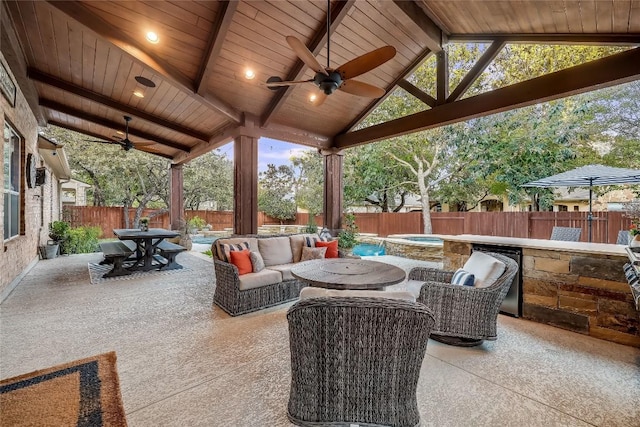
37 135 71 180
61 179 91 189
523 164 640 188
2 2 639 163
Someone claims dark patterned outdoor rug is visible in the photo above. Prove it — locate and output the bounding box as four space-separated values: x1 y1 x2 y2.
88 262 189 284
0 352 127 427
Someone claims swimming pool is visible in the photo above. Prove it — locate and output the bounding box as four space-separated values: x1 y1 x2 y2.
402 236 443 243
191 236 217 245
352 243 386 256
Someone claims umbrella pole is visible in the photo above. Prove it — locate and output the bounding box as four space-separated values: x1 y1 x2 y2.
588 179 593 242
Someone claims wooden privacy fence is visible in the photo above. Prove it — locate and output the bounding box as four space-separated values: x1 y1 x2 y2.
63 206 632 244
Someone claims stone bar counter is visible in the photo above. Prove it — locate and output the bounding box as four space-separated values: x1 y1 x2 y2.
434 234 639 348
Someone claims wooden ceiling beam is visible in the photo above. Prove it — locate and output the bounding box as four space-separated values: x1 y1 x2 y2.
173 123 240 165
45 1 243 124
341 47 434 133
40 99 191 152
47 120 174 160
436 50 448 104
392 0 443 52
397 80 436 107
28 68 210 142
448 34 640 45
195 1 238 95
335 48 640 148
447 39 506 102
260 0 355 127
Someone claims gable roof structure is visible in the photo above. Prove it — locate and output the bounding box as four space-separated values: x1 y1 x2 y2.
1 1 639 165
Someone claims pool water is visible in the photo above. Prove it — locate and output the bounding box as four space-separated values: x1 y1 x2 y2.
352 243 386 256
403 236 443 243
191 236 217 245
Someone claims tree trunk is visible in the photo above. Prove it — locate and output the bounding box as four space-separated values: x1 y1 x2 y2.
421 191 432 234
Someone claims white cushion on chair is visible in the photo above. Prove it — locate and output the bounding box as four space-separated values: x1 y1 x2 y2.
300 287 416 302
463 252 506 288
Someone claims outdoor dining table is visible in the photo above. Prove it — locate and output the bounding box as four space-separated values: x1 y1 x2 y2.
113 228 179 272
290 258 406 290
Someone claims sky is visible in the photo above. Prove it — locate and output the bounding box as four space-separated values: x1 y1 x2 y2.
215 137 315 172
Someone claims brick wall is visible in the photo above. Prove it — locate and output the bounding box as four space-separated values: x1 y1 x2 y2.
1 51 59 300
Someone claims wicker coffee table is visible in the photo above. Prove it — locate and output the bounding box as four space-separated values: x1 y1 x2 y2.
291 258 406 290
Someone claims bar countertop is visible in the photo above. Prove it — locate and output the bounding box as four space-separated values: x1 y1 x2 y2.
432 234 627 257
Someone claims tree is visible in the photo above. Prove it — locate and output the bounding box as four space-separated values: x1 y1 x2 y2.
258 164 296 223
183 151 233 210
290 150 324 215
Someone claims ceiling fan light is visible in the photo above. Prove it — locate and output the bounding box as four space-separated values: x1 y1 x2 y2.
309 94 317 103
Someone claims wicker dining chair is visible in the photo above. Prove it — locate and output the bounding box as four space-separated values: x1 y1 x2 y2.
286 296 435 427
550 226 582 241
616 230 631 245
408 252 518 347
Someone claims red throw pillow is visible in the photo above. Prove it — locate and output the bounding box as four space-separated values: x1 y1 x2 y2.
316 240 339 258
229 249 253 275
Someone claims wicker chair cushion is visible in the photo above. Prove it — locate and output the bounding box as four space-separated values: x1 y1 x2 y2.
451 268 475 286
299 287 416 302
289 234 325 263
258 237 294 266
238 268 283 291
300 246 327 261
266 264 295 281
405 279 425 298
463 251 506 288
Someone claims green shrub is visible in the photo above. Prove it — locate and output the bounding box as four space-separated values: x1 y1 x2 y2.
303 215 318 234
49 221 70 253
65 226 102 254
202 249 213 257
338 213 359 249
188 216 206 230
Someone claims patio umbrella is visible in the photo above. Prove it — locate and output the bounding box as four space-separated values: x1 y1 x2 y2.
522 164 640 242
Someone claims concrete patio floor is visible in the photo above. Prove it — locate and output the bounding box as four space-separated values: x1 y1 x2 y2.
1 251 638 426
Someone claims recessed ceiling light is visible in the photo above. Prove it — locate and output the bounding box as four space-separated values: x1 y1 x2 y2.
133 90 145 98
116 131 124 135
245 69 255 80
146 31 159 44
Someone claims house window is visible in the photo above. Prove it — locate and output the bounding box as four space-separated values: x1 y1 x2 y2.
558 205 568 212
3 122 21 240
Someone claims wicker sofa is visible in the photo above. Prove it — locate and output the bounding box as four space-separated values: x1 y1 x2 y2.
212 234 341 316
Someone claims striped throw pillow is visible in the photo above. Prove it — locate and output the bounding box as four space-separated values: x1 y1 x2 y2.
219 241 251 262
304 236 328 247
451 268 475 287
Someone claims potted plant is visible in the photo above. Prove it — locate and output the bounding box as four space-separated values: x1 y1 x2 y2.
187 216 206 234
139 217 150 232
337 213 359 254
47 220 70 258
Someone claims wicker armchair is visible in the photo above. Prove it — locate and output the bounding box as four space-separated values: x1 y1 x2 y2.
550 226 582 241
408 252 518 347
287 296 435 427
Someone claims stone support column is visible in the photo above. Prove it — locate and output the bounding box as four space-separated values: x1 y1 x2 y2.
321 148 344 236
169 164 184 230
234 135 258 235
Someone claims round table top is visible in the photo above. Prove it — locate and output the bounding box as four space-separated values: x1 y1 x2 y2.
290 258 406 290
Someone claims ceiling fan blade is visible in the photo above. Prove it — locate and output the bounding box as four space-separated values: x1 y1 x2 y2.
131 141 156 146
85 139 120 145
286 36 327 75
338 80 386 98
336 46 396 80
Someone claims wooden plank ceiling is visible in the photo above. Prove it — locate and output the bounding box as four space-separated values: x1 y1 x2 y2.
2 0 639 163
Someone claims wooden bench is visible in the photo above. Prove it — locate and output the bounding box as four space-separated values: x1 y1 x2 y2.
156 240 187 270
99 241 134 278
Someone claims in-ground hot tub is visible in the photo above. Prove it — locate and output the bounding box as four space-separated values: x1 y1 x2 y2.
383 234 444 262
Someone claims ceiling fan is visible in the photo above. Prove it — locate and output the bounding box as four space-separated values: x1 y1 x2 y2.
85 116 154 151
266 0 396 106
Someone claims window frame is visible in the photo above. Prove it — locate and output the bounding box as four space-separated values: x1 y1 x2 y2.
3 120 22 241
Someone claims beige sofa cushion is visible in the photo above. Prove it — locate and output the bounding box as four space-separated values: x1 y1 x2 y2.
267 264 295 281
238 269 283 291
214 237 258 261
300 287 416 302
258 237 293 266
289 233 322 263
